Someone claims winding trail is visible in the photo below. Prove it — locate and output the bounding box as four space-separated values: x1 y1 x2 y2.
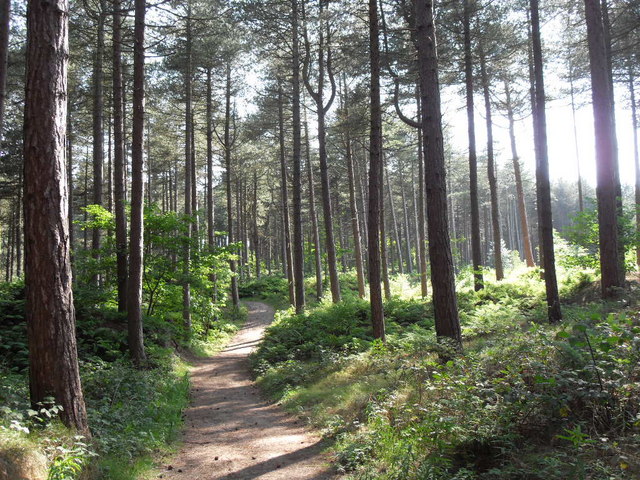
160 301 337 480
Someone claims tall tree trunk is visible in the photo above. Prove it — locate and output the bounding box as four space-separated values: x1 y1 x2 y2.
463 0 483 291
569 68 584 212
183 3 193 329
601 0 625 276
416 92 428 297
368 0 385 340
343 83 366 299
629 65 640 268
291 0 305 312
386 167 404 274
224 63 240 307
504 81 535 267
127 0 146 365
24 0 89 432
479 42 503 280
379 156 391 299
278 84 295 307
91 0 106 285
0 0 10 136
67 109 74 263
113 0 128 312
399 171 413 274
302 0 338 304
415 0 462 346
206 67 217 300
584 0 625 296
304 116 323 300
530 0 562 321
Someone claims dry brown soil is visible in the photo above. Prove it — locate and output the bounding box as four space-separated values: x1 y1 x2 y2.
159 301 338 480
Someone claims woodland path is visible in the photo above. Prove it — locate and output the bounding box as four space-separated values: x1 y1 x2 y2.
159 301 337 480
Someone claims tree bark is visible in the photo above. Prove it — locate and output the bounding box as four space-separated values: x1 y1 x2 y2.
415 0 462 346
0 0 10 136
304 115 323 300
24 0 89 432
224 63 240 307
530 0 562 321
368 0 385 340
91 0 106 279
291 0 305 312
127 0 146 365
504 81 535 268
629 65 640 268
183 2 193 328
479 42 503 281
302 0 338 304
113 0 128 312
463 0 483 291
584 0 625 296
343 83 366 299
278 84 295 307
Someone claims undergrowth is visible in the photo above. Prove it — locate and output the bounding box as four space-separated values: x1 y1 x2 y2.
0 279 245 480
251 270 640 479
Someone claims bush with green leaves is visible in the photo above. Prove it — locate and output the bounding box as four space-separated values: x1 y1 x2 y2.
558 203 639 272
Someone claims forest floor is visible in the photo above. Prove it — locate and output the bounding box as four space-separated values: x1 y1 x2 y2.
158 301 338 480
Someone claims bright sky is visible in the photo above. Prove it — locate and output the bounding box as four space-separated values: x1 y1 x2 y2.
442 85 638 190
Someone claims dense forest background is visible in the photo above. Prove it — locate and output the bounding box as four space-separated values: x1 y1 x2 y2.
1 0 640 478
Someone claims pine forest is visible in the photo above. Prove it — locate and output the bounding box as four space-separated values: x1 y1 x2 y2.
1 0 640 478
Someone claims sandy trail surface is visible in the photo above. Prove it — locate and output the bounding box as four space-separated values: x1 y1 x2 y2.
160 301 337 480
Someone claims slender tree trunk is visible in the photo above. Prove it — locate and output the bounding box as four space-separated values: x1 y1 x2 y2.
399 172 413 274
569 69 584 212
206 67 217 300
386 167 404 274
91 0 106 282
224 63 240 307
479 43 503 280
505 81 535 267
416 92 428 297
368 0 385 340
0 0 10 136
415 0 462 346
24 0 89 432
278 85 295 307
291 0 305 311
584 0 624 296
304 116 323 300
302 0 338 304
463 0 483 291
183 3 193 328
343 86 366 298
629 66 640 268
67 110 74 263
530 0 562 321
113 0 127 312
379 155 391 299
127 0 146 365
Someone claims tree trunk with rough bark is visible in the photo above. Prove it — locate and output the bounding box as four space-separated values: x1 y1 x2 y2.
584 0 625 296
24 0 89 432
0 0 10 136
127 0 146 366
113 0 128 312
479 42 503 281
368 0 385 341
304 116 323 300
530 0 562 321
415 0 462 346
463 0 483 291
504 81 535 268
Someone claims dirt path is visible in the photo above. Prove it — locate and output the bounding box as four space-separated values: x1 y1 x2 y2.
160 301 337 480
